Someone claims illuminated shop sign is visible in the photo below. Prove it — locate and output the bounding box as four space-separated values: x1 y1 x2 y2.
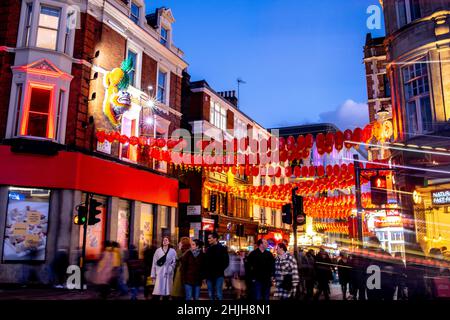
432 190 450 205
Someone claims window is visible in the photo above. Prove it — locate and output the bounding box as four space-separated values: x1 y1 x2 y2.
157 70 167 104
127 50 138 87
396 0 421 28
23 3 33 47
3 187 50 262
235 117 247 139
36 6 61 50
402 60 432 135
120 117 138 162
260 208 266 225
55 90 64 140
117 200 131 249
24 87 52 138
130 2 140 24
209 101 227 130
384 74 391 98
160 27 168 46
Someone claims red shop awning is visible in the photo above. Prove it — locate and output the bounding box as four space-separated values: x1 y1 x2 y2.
0 146 178 207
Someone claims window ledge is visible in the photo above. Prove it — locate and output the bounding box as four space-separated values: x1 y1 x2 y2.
4 137 62 156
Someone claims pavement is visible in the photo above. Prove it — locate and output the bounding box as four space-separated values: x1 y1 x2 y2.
0 284 344 301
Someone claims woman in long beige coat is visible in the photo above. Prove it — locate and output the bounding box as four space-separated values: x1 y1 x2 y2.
151 236 177 300
171 237 191 299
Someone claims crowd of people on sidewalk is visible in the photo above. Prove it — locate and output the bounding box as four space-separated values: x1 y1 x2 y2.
48 233 450 301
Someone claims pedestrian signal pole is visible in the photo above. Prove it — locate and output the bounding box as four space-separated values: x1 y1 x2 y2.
79 193 91 291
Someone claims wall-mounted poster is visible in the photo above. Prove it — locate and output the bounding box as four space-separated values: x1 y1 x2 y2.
3 188 50 262
139 203 153 259
117 200 130 249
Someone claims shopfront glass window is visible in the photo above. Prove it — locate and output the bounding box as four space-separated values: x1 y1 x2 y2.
117 200 131 250
139 203 153 258
80 194 107 260
402 60 432 136
3 187 50 262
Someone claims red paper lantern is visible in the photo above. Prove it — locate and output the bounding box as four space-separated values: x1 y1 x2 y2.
308 166 316 177
344 129 353 149
326 165 333 176
301 166 308 177
317 165 325 177
129 136 139 146
297 135 305 150
305 134 314 148
119 135 129 144
352 127 362 148
302 149 310 159
294 166 301 177
363 124 373 143
156 138 166 148
96 130 106 143
285 166 292 177
252 166 260 177
279 150 288 162
278 137 286 150
105 132 115 143
113 131 121 141
335 131 344 151
333 164 340 176
275 167 282 178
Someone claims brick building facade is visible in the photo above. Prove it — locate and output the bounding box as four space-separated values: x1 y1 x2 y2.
0 0 186 284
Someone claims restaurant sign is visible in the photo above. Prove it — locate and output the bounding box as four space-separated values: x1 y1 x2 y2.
432 190 450 205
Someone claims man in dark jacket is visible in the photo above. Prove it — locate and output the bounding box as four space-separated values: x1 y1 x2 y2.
205 232 229 300
246 238 275 301
313 247 333 300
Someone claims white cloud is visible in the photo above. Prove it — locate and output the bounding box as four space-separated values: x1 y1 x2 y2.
318 99 369 130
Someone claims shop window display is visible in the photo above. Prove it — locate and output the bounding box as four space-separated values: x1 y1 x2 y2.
3 188 50 262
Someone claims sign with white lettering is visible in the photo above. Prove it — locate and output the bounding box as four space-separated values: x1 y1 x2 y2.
187 205 201 216
432 190 450 205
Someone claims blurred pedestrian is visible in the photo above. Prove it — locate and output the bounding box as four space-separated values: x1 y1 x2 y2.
313 247 333 301
204 232 229 300
393 252 407 300
274 243 299 300
151 236 177 300
172 237 191 300
181 239 205 300
94 241 114 299
50 249 69 289
405 243 428 300
127 245 144 300
337 251 351 300
301 249 316 301
247 238 275 301
231 250 247 300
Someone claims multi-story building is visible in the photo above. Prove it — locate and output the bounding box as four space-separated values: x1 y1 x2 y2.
0 0 187 284
180 80 290 251
380 0 450 253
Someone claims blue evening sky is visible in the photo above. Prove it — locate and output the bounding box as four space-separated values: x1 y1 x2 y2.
145 0 385 130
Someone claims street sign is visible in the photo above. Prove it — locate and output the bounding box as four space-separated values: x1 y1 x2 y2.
296 214 306 225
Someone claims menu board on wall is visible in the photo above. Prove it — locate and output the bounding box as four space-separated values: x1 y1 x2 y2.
3 188 50 262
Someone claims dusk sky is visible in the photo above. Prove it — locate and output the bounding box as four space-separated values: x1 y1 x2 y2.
146 0 385 130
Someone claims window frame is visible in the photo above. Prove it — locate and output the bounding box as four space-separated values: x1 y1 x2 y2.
126 41 143 90
160 26 169 46
130 2 141 25
401 59 433 136
36 5 61 51
396 0 421 28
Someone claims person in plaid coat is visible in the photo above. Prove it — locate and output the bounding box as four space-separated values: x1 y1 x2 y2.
274 243 299 300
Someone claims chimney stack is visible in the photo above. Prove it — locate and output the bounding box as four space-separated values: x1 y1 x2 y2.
218 90 238 108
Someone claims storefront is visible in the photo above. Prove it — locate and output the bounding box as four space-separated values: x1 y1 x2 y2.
414 183 450 256
0 146 179 284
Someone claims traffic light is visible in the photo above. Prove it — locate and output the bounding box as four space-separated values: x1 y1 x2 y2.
74 205 87 225
282 204 292 224
293 195 306 226
88 198 102 226
210 194 217 212
370 175 387 205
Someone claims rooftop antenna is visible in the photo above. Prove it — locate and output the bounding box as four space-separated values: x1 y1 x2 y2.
237 77 246 109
